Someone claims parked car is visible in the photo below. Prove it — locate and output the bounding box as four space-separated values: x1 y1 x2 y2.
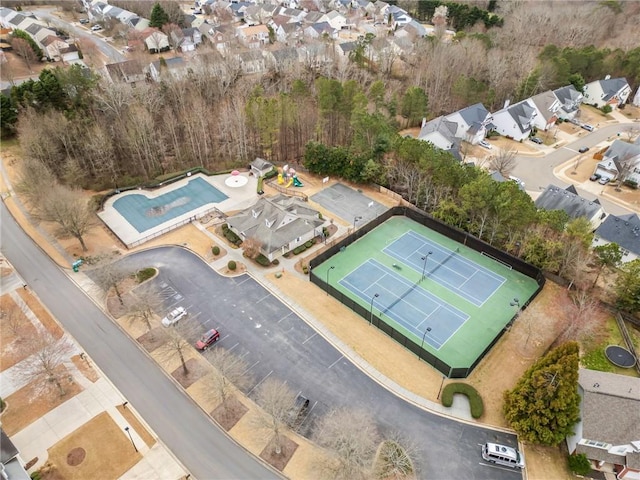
589 173 602 182
509 176 525 189
195 329 220 350
79 18 89 24
287 394 310 428
569 118 581 126
91 24 102 31
161 306 187 327
581 124 594 132
479 140 492 149
530 137 543 144
578 146 590 153
598 176 611 185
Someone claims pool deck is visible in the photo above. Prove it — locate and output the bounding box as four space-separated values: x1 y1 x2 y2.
98 173 258 247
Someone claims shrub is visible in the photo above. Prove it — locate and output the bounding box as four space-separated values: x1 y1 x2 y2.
211 245 220 255
30 472 42 480
264 168 278 179
136 268 156 283
623 179 638 189
600 104 612 114
224 228 242 245
272 259 279 265
0 396 5 413
305 240 314 248
568 453 591 475
255 254 270 266
441 383 484 418
293 245 306 255
228 260 236 271
302 265 309 274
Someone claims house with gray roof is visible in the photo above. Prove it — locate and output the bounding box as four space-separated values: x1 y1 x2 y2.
226 194 325 261
566 369 640 480
553 84 584 120
444 103 493 145
529 90 561 131
418 116 462 161
491 99 537 141
237 50 267 74
535 184 606 229
593 213 640 263
103 59 146 84
147 56 186 82
593 138 640 185
1 428 30 480
583 77 632 110
268 46 300 71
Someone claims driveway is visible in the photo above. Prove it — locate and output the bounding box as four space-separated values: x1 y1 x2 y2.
117 247 523 480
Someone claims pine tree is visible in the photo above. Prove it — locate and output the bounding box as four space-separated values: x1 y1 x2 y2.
503 342 580 446
149 3 170 28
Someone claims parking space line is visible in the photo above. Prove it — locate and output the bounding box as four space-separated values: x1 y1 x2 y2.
219 334 231 342
478 462 519 473
235 277 251 286
277 312 293 323
302 332 317 345
247 370 273 396
227 342 239 352
256 294 271 304
328 355 343 369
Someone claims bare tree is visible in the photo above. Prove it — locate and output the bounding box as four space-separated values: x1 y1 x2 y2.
560 288 600 342
10 38 38 72
623 126 640 143
488 148 518 177
94 261 131 306
77 37 101 67
17 156 57 207
315 408 380 480
205 347 252 411
1 302 28 336
252 378 297 455
127 285 162 331
156 322 198 375
242 237 263 260
13 333 75 396
373 433 418 480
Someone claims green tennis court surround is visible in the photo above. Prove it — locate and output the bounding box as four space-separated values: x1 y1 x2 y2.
310 208 544 378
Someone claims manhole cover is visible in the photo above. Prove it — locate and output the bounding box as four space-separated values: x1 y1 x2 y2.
67 447 86 466
605 345 637 368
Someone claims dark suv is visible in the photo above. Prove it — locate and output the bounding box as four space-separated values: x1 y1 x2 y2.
288 394 310 428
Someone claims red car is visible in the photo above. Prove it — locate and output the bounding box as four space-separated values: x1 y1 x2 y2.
195 329 220 350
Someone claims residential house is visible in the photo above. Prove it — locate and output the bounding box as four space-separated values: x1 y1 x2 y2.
103 59 146 84
129 17 150 31
0 7 21 28
236 24 269 49
335 40 357 61
299 43 332 69
237 50 266 74
229 2 252 22
593 213 640 263
278 7 306 23
143 28 170 53
243 3 278 26
394 19 427 40
633 85 640 107
303 11 329 24
184 14 205 29
553 84 583 120
147 56 186 82
593 138 640 185
583 77 632 109
269 15 302 44
491 99 537 141
226 194 325 261
535 184 606 229
389 5 412 28
325 10 347 30
1 428 30 480
41 35 71 62
304 22 337 40
24 23 58 50
529 90 561 131
566 369 640 480
203 24 234 54
373 0 390 22
177 27 202 52
268 46 300 72
417 116 462 161
444 103 493 145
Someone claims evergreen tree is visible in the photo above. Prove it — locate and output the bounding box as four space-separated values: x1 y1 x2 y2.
503 342 581 446
0 94 18 138
615 259 640 313
149 3 170 28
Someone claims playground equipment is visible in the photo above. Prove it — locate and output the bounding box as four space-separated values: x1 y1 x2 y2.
279 165 304 187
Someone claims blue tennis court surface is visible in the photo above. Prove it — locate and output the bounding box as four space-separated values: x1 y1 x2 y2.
113 177 228 233
384 231 505 307
339 259 469 349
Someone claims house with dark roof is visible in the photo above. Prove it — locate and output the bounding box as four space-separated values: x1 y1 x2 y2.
237 50 267 74
226 194 324 261
418 116 462 161
103 59 146 84
445 103 493 145
147 56 186 82
583 77 632 109
1 428 30 480
553 84 584 120
535 184 606 229
267 46 300 72
593 213 640 263
529 90 561 131
566 369 640 480
593 138 640 185
491 99 537 141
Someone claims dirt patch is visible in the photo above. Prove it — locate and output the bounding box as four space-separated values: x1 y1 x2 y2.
46 411 141 480
137 328 166 353
1 368 82 436
171 357 209 389
66 447 86 466
0 51 49 82
71 354 100 383
211 395 248 431
260 435 299 472
16 288 64 339
0 295 39 371
524 443 575 480
218 261 247 276
116 404 156 449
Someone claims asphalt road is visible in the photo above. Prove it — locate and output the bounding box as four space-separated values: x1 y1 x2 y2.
512 123 636 216
116 247 524 480
0 202 280 480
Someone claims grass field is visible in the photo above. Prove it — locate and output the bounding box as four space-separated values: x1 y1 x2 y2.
315 216 540 373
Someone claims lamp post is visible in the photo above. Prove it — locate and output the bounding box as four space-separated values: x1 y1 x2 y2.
353 215 363 230
420 326 432 352
369 293 379 326
421 251 433 281
326 266 335 296
437 375 446 400
124 426 138 453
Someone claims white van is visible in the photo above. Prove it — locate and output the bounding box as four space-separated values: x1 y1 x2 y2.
482 443 525 469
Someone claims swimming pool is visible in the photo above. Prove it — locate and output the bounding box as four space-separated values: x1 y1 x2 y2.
113 177 228 233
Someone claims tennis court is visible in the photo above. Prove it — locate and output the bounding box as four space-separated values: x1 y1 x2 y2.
340 259 468 349
383 231 505 307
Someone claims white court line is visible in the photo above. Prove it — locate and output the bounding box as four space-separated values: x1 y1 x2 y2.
328 355 343 369
247 370 273 396
458 270 478 289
